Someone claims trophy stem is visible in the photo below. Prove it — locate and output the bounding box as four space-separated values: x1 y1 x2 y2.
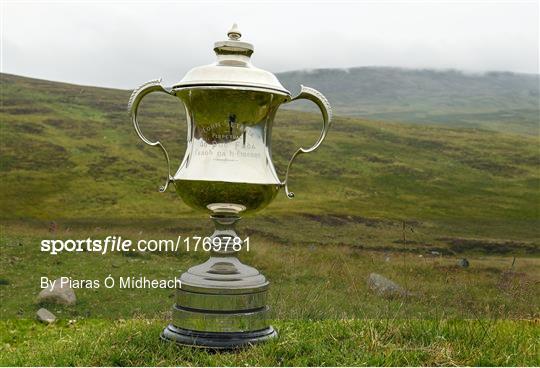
161 213 276 348
209 214 241 256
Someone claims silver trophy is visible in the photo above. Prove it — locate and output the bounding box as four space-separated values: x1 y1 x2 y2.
128 24 332 348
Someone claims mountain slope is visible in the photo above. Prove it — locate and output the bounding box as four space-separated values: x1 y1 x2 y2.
1 73 539 248
277 67 539 134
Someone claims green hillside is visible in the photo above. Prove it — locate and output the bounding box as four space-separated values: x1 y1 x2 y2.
1 73 539 366
278 67 540 134
0 72 539 251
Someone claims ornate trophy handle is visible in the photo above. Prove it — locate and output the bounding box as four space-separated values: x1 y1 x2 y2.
282 85 333 198
128 79 175 192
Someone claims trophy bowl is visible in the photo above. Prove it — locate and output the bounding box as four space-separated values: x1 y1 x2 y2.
128 24 332 348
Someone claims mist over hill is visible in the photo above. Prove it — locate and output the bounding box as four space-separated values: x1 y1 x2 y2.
277 67 539 134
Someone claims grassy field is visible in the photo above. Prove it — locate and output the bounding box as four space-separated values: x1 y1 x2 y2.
1 224 539 365
1 226 539 365
2 227 538 320
1 73 539 245
2 319 538 366
1 73 539 365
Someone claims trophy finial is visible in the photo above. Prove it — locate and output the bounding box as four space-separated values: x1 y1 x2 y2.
227 23 241 40
214 22 253 57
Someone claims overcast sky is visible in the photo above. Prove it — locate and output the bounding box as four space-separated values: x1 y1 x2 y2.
1 1 539 89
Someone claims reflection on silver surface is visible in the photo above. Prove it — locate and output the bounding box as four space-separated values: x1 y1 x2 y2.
180 256 269 294
176 289 267 312
128 24 333 348
172 305 270 333
128 34 332 209
174 88 285 183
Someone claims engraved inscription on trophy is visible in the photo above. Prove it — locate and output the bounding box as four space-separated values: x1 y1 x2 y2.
194 121 262 163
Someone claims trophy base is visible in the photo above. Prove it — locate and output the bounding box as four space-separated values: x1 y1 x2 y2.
162 256 277 349
162 214 276 349
161 324 276 349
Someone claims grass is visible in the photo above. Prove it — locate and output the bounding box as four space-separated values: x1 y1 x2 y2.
1 72 539 365
2 227 539 320
1 73 539 247
1 225 538 365
2 319 538 366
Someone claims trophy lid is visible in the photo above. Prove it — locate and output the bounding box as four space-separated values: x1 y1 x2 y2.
172 24 290 95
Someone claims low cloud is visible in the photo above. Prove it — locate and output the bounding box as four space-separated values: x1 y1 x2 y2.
2 2 538 89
